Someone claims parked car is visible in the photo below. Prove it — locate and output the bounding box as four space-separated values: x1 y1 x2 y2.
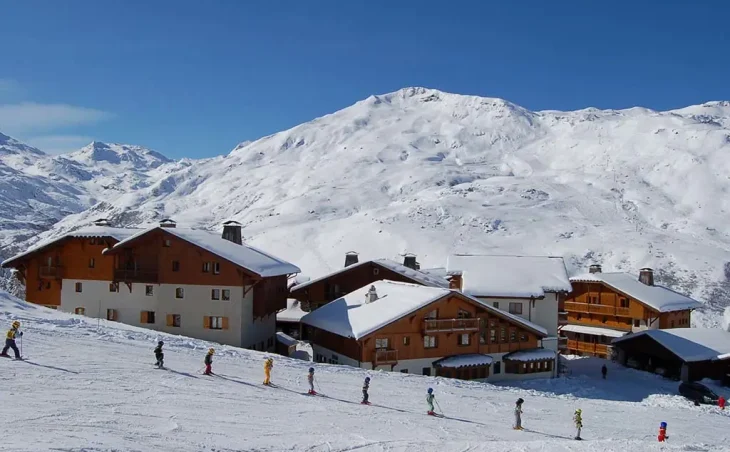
679 382 720 405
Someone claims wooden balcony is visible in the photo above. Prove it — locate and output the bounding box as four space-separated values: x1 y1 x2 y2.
38 266 63 279
566 339 609 356
424 318 480 333
373 349 398 365
564 302 631 318
114 268 159 283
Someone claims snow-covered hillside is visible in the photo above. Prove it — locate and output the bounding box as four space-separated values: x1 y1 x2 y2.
2 87 730 322
2 290 729 452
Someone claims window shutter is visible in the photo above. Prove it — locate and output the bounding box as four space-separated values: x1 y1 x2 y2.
166 314 173 326
203 316 210 329
140 311 147 323
222 317 229 330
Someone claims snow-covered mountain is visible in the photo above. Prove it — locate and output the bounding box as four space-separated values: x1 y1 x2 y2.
2 87 730 323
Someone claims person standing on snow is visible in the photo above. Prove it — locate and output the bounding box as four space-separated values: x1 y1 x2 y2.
513 398 524 430
204 348 214 375
263 357 274 385
573 409 583 440
601 364 607 380
361 377 370 404
1 320 22 359
154 341 164 368
307 367 316 395
426 388 436 415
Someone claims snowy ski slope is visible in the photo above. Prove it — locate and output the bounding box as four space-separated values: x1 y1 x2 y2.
2 291 729 452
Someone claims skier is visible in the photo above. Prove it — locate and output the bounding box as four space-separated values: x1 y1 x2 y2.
263 357 273 385
361 376 370 404
307 367 316 395
154 341 164 368
601 364 607 379
719 395 726 410
513 398 524 430
573 409 583 440
426 388 436 415
204 348 214 375
1 320 22 359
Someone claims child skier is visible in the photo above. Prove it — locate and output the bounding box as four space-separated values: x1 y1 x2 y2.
154 341 164 368
573 409 583 440
307 367 316 395
361 376 370 404
426 388 436 415
513 398 524 430
1 320 22 359
263 357 273 385
204 348 214 375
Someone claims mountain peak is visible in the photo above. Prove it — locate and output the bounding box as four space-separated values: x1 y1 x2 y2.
69 141 172 169
0 131 45 157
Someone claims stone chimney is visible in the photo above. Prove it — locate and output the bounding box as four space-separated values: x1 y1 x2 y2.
639 268 654 286
365 285 378 304
589 264 602 274
159 219 176 228
93 218 111 227
222 220 243 245
345 251 359 267
403 253 419 270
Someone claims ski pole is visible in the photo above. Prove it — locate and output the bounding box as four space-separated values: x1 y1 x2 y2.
315 376 322 393
435 400 444 415
20 334 23 358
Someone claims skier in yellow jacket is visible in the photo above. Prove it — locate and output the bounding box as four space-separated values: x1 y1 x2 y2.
263 357 273 385
1 320 22 359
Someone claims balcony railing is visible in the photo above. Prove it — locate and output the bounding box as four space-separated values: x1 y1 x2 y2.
38 266 63 279
373 349 398 365
424 318 480 333
114 268 159 283
564 301 632 317
566 339 609 356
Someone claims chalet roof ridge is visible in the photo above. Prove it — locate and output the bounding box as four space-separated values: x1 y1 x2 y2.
612 328 730 362
451 253 565 259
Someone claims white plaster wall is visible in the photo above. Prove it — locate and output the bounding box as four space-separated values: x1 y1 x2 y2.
475 295 558 337
541 337 559 352
311 345 361 368
391 357 443 375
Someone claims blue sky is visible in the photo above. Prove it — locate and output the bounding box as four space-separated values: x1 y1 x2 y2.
1 1 728 158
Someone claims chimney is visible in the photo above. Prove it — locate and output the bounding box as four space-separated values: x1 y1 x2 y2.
403 253 419 270
159 219 176 228
448 272 463 291
222 220 243 245
639 268 654 286
365 285 378 304
589 264 602 274
345 251 359 267
93 218 111 227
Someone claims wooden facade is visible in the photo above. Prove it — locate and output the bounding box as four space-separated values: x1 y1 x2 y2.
304 292 545 376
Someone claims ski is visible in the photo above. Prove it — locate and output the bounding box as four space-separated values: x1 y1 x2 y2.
1 355 25 360
361 401 371 405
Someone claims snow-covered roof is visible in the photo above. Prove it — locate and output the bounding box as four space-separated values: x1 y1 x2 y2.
2 226 141 267
105 227 300 277
301 281 451 340
275 332 299 347
434 354 493 368
570 272 702 313
612 328 730 362
277 299 308 323
503 348 556 362
446 254 572 298
560 324 628 338
290 259 449 292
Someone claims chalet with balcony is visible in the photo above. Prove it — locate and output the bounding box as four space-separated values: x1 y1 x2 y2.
289 253 448 311
560 265 702 358
300 280 557 382
445 254 572 351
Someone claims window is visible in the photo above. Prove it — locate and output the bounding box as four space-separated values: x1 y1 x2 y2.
480 331 487 345
403 336 410 346
109 282 118 292
423 335 437 348
146 285 154 296
493 302 500 309
46 282 51 289
590 296 598 304
458 333 470 346
166 314 181 327
602 316 608 323
520 333 528 342
620 298 630 308
634 319 640 327
172 261 180 272
221 289 230 301
577 313 582 320
490 329 497 343
175 288 184 299
494 362 501 374
202 262 211 273
74 307 85 315
508 302 522 315
106 309 118 321
670 320 675 328
425 309 438 320
205 316 228 330
88 258 95 268
140 311 155 324
163 239 171 247
375 338 389 349
400 369 408 373
422 367 431 376
213 262 220 275
75 282 83 293
457 309 472 319
500 327 506 343
510 330 517 342
211 289 220 300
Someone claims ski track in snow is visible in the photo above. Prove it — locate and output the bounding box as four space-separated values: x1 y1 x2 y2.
1 292 730 451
